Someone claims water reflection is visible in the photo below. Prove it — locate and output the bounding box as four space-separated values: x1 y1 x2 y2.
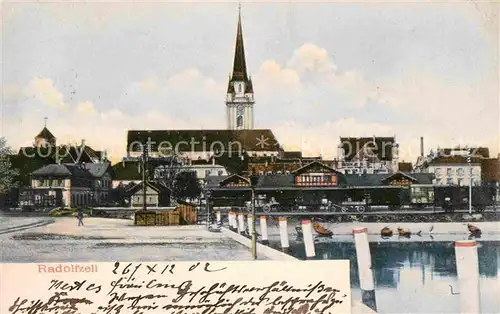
268 239 500 313
281 241 499 288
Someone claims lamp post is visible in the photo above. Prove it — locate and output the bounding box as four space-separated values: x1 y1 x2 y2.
250 174 259 260
141 141 149 212
467 153 472 214
205 189 212 227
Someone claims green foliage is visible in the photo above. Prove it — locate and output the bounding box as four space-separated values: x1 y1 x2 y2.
0 137 20 193
172 171 202 201
110 183 131 206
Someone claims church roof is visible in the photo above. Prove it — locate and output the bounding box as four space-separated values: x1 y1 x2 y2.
35 127 55 140
126 129 280 153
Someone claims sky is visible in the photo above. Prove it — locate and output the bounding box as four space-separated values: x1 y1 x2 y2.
1 0 498 164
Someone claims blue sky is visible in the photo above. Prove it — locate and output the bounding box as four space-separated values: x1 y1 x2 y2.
1 0 498 162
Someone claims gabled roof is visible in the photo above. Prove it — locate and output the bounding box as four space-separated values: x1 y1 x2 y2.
126 181 170 195
219 174 250 187
292 160 339 175
381 172 418 184
31 164 94 178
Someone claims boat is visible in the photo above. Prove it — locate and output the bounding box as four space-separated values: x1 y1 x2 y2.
313 223 333 237
467 224 482 238
381 227 393 237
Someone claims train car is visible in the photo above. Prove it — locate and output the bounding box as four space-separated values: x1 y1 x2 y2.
409 184 435 209
433 185 496 212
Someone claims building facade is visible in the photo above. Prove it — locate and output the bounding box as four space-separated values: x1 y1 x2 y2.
21 162 112 208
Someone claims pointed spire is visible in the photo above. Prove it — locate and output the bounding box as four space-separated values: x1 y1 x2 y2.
231 4 248 82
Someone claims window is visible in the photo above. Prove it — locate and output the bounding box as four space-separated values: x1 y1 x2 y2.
236 115 243 128
218 170 223 176
205 170 211 177
446 168 452 176
457 168 464 177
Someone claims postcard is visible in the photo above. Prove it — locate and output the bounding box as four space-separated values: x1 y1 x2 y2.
0 1 498 313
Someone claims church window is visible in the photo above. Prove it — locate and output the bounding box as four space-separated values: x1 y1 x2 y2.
238 84 242 93
237 115 243 128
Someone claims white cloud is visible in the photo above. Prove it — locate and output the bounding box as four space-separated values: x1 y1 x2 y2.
254 60 301 95
76 101 97 115
24 77 68 109
287 43 337 74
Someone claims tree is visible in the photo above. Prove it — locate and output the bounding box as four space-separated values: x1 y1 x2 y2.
172 171 202 201
0 137 19 193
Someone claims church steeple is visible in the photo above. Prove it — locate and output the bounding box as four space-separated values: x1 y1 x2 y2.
231 5 248 82
226 4 255 130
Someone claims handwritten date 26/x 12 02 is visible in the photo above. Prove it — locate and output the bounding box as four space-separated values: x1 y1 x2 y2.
2 260 352 314
111 261 228 282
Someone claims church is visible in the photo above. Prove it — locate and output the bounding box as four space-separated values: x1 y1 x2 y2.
126 8 284 162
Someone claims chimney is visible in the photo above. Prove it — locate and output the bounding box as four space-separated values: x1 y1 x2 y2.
420 137 424 157
81 139 86 147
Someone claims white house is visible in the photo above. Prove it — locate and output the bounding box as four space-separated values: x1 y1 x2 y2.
427 163 481 186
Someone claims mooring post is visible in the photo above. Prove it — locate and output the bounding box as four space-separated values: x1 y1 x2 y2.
353 227 377 312
216 211 221 226
231 212 238 231
279 216 289 253
301 220 316 259
455 240 481 314
247 214 254 237
229 212 235 231
260 215 269 245
238 213 245 235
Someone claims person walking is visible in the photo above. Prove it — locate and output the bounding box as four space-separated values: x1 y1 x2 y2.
77 208 84 226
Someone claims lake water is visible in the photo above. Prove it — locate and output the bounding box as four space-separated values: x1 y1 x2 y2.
268 238 500 313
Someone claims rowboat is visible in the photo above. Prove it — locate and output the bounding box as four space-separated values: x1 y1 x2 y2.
313 223 333 237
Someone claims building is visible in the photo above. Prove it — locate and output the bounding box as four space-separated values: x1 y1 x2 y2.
426 157 481 186
205 160 434 208
11 125 108 187
414 146 494 186
336 136 399 175
111 158 230 189
125 8 283 163
125 181 170 208
20 162 112 208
